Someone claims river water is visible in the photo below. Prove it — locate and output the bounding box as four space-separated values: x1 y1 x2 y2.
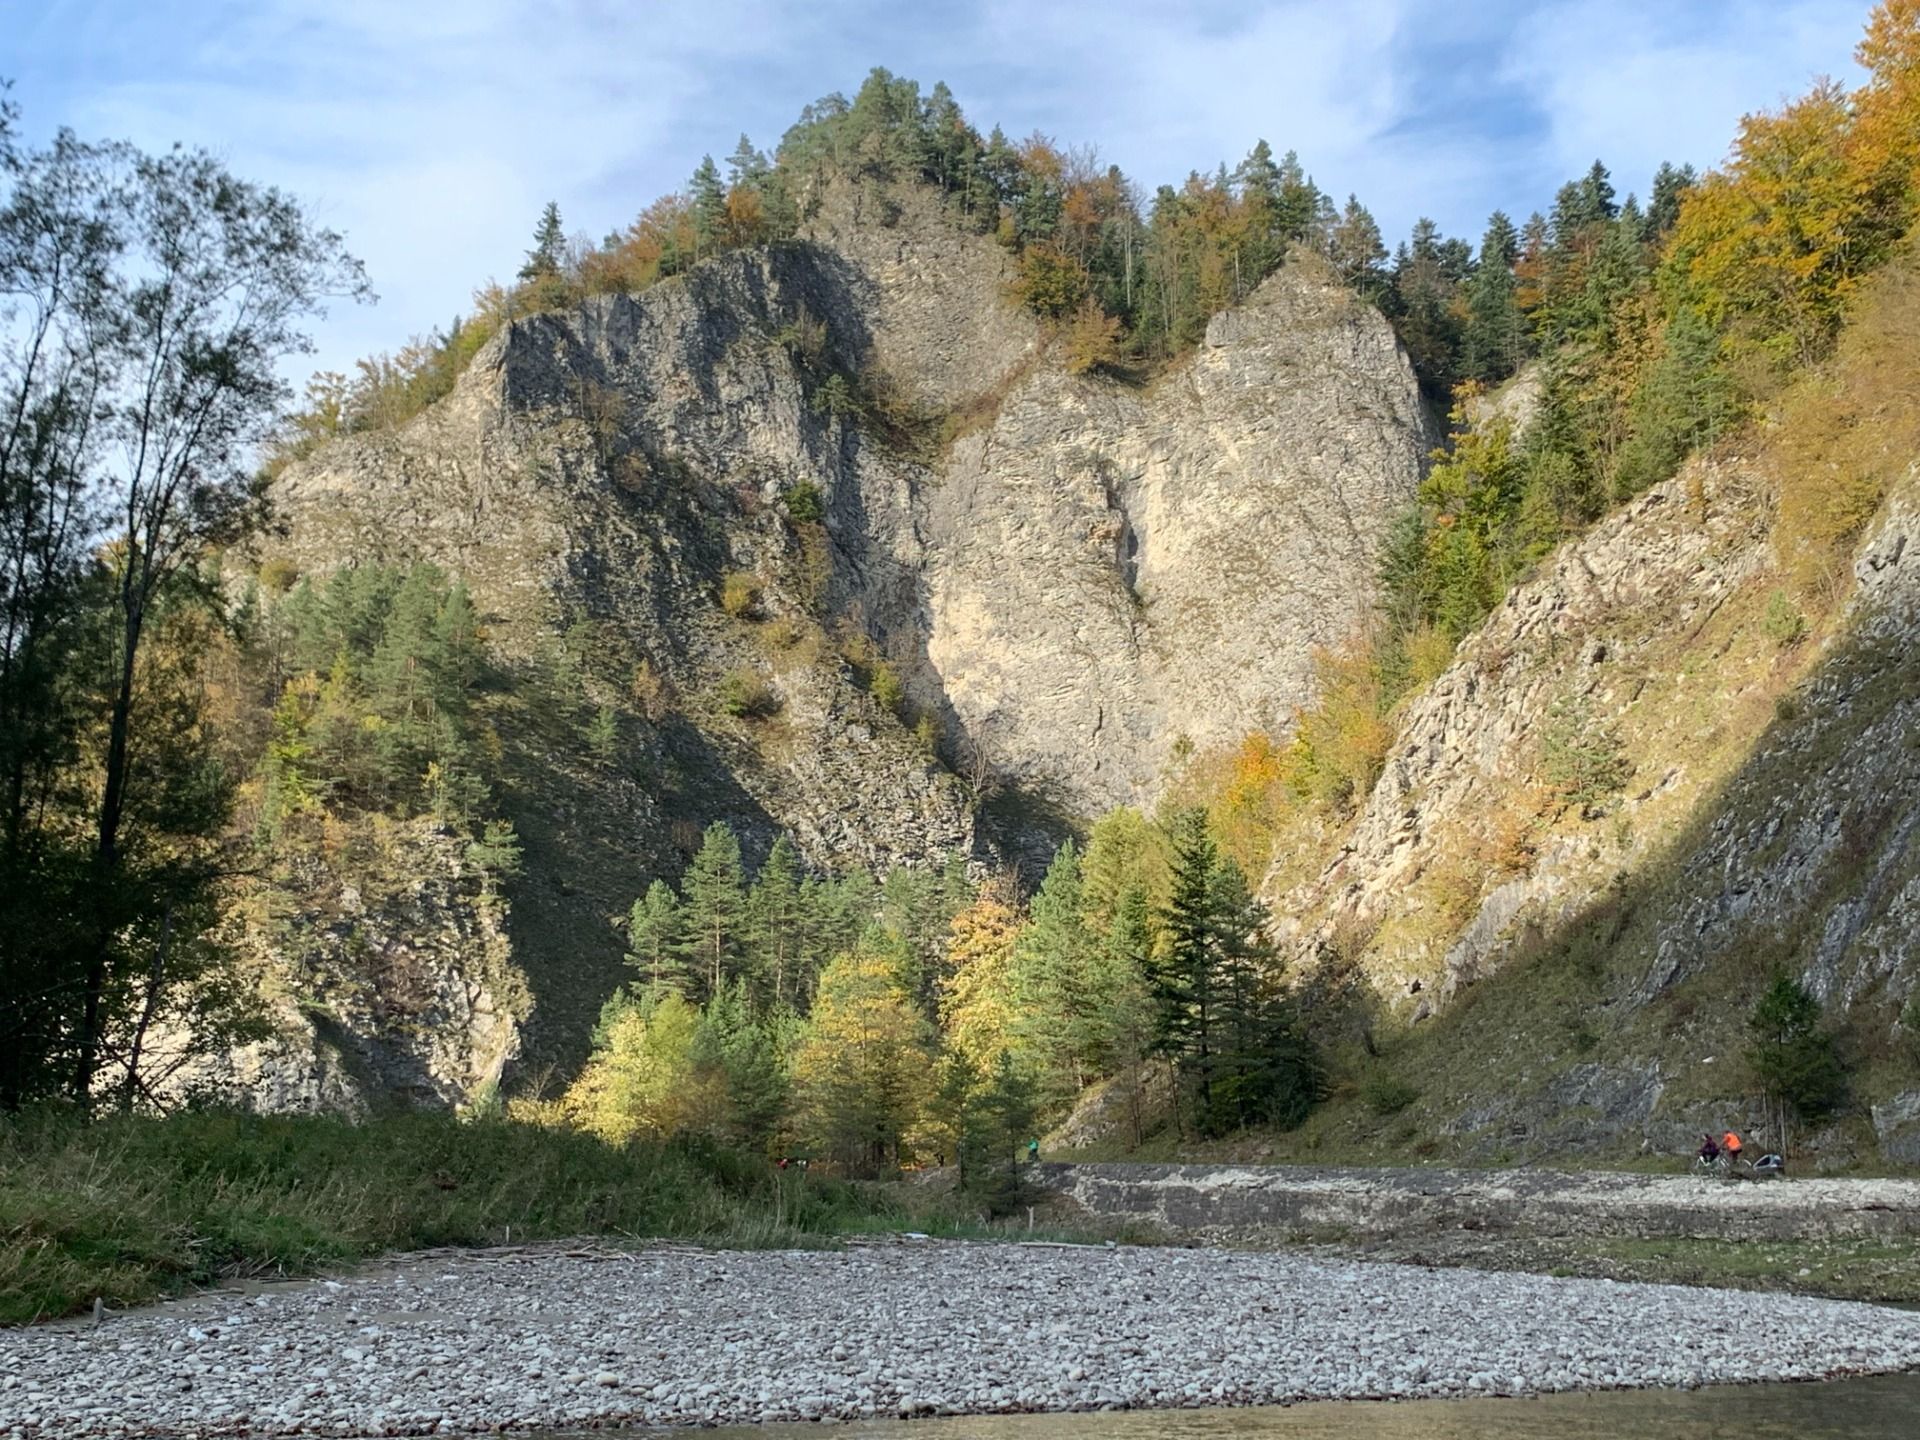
643 1373 1920 1439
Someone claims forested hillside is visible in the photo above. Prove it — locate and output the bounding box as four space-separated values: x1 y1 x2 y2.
3 2 1918 1177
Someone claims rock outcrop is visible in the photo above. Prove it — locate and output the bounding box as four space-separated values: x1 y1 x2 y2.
912 258 1428 816
249 181 1427 1097
157 820 524 1112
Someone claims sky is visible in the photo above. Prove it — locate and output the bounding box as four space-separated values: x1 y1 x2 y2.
5 0 1873 387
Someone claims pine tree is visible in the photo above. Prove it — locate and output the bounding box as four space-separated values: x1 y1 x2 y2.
748 834 805 1009
678 822 749 1000
519 201 565 281
626 880 691 995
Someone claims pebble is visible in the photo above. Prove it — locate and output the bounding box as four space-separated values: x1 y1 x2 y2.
4 1242 1920 1437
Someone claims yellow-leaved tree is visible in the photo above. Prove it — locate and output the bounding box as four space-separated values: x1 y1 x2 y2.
793 944 929 1175
560 991 722 1145
937 877 1025 1070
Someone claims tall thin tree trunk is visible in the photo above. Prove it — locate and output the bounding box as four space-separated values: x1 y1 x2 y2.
119 902 174 1111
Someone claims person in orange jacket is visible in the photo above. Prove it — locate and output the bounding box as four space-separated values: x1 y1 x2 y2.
1722 1129 1744 1168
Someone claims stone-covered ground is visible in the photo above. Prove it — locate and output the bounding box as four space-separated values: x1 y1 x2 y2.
6 1241 1920 1438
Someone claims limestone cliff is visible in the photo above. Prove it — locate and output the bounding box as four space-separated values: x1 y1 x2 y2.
1265 413 1920 1163
247 179 1427 1099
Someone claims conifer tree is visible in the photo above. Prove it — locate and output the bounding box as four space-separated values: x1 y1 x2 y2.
626 879 690 994
748 834 805 1009
1011 839 1107 1103
690 157 726 259
519 201 565 280
678 822 749 999
1464 210 1525 382
1152 808 1222 1121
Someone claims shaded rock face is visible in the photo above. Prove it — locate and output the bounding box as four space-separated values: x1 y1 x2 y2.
1269 438 1920 1157
255 185 1427 1100
158 821 524 1113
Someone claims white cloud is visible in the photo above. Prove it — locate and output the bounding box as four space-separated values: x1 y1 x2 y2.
6 0 1880 383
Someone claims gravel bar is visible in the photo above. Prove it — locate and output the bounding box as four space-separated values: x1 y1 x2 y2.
6 1241 1920 1437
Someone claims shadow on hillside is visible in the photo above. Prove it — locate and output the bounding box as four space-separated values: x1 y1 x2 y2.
1353 612 1920 1162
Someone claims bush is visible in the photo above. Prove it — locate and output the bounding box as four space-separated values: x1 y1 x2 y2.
869 660 905 715
783 480 825 525
1763 588 1808 647
1062 299 1125 375
1541 694 1630 816
720 571 760 620
629 659 671 721
1360 1071 1420 1117
715 667 778 720
257 557 301 594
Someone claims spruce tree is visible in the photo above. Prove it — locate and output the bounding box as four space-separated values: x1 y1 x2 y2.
519 201 565 280
1011 839 1106 1104
1464 211 1525 382
1153 808 1222 1123
690 157 726 259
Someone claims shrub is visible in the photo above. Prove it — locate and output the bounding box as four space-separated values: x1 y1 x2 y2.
869 660 905 715
761 614 806 651
1763 588 1808 647
257 557 301 594
810 372 857 419
1541 694 1630 816
783 480 825 524
1361 1072 1420 1116
720 572 760 620
715 667 778 720
1062 299 1125 375
629 659 671 721
913 712 940 754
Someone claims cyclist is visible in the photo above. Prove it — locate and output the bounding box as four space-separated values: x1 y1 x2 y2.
1722 1129 1744 1172
1697 1132 1721 1168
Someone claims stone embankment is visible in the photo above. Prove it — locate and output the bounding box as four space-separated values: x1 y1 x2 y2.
1035 1162 1920 1244
7 1240 1920 1437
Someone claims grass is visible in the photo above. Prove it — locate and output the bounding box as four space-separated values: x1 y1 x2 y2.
0 1109 944 1326
1554 1235 1920 1303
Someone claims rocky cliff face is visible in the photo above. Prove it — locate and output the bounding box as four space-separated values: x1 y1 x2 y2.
158 820 524 1113
1266 414 1920 1162
912 260 1427 818
248 180 1427 1099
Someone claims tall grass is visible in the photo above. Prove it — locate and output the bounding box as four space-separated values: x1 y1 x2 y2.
0 1109 903 1325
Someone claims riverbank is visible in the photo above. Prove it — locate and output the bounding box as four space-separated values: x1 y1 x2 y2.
1035 1161 1920 1300
5 1241 1920 1437
0 1111 908 1325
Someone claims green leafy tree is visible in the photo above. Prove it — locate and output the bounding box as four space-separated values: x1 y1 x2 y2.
0 100 365 1107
